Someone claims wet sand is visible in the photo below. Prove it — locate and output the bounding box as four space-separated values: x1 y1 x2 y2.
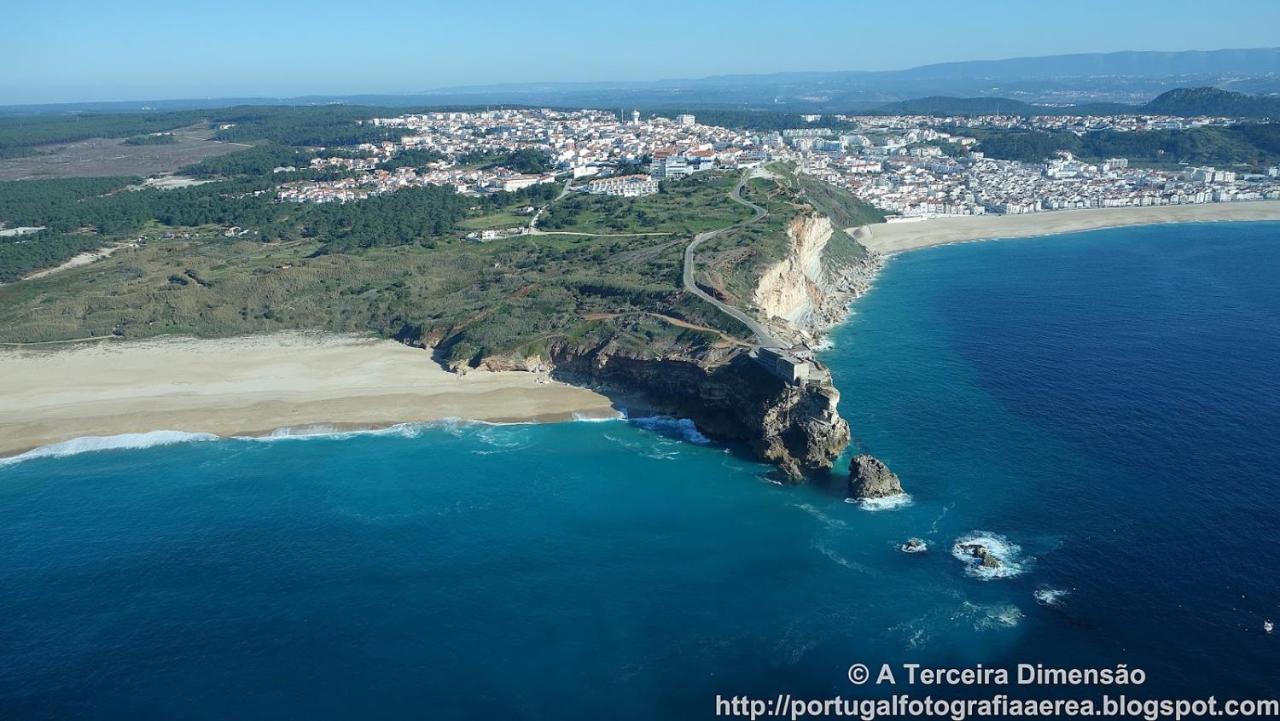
0 333 618 458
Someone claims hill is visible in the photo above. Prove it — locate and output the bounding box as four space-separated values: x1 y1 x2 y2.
870 96 1134 117
1141 87 1280 117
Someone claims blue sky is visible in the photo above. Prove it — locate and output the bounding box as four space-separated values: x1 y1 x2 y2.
4 0 1279 105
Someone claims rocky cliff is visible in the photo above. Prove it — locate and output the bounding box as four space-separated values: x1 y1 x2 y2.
547 336 849 480
753 214 883 346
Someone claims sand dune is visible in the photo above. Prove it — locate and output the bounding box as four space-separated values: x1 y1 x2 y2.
0 333 617 458
858 201 1280 254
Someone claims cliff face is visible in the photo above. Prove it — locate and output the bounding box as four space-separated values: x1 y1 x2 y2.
546 338 849 481
754 214 833 334
424 182 881 482
753 214 883 345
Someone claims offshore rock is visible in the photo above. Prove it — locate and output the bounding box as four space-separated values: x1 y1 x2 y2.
958 542 1004 569
848 454 905 499
901 538 928 554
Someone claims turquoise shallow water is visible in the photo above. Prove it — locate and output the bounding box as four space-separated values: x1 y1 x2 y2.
2 221 1278 718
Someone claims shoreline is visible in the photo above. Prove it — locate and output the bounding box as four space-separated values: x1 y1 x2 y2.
855 201 1280 255
0 333 619 462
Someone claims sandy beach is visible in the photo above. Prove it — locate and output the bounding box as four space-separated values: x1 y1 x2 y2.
857 200 1280 254
0 333 618 458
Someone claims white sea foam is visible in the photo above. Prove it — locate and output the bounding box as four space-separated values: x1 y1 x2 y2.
900 538 928 553
791 502 848 530
846 493 913 511
890 598 1023 651
954 601 1025 630
244 422 428 443
950 531 1029 580
570 411 623 423
627 416 711 445
928 503 954 535
1034 586 1070 607
812 541 873 574
0 430 220 466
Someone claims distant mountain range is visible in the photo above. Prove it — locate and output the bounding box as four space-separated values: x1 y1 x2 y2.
414 47 1280 110
867 87 1280 118
2 47 1279 117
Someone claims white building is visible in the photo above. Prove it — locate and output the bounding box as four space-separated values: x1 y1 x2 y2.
676 114 696 127
587 174 659 197
650 155 693 180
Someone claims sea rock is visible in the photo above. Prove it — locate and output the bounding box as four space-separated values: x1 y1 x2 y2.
958 542 1003 569
901 538 927 554
848 454 904 499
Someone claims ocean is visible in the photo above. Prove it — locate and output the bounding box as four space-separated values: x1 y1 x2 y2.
2 221 1278 719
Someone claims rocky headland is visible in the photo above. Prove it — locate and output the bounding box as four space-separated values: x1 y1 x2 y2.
425 169 886 482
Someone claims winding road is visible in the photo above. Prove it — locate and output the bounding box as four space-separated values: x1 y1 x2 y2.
682 170 786 349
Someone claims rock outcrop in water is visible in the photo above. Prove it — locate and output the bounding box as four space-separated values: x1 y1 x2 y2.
957 542 1004 569
848 454 905 499
901 538 928 553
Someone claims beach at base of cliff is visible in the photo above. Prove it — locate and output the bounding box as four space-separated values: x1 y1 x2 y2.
857 200 1280 254
0 332 618 458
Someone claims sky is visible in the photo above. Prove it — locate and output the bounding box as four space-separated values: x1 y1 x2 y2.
4 0 1280 105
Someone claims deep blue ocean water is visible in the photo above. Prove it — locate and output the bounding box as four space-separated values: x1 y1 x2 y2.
2 222 1278 719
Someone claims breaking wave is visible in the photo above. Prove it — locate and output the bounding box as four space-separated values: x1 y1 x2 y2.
0 418 549 467
249 423 427 442
846 493 913 511
570 412 622 423
627 416 711 445
950 531 1029 580
0 430 220 466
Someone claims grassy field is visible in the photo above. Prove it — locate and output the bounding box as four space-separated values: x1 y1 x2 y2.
538 172 754 234
458 212 528 230
0 125 252 181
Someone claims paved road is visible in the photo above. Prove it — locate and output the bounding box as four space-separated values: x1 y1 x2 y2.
682 171 786 349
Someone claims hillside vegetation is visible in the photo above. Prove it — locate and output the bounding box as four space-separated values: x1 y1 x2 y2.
971 123 1280 166
0 161 882 374
0 172 765 364
1142 87 1280 118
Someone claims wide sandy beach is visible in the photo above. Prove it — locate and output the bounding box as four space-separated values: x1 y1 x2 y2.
857 200 1280 254
0 333 617 458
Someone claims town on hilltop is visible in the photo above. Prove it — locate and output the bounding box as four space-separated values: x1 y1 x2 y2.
273 107 1280 224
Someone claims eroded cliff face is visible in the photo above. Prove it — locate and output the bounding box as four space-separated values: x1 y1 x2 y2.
422 206 877 482
754 214 833 333
753 214 883 345
544 336 849 481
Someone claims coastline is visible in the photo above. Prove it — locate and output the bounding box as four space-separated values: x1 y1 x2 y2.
855 200 1280 254
0 332 618 460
